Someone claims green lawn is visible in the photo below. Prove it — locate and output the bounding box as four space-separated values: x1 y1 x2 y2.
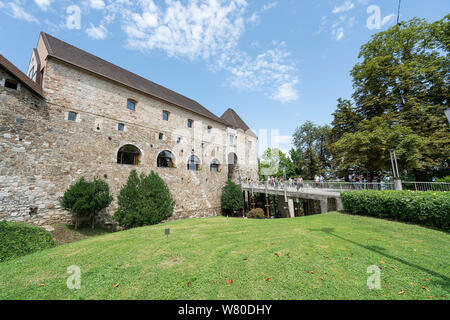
0 212 449 300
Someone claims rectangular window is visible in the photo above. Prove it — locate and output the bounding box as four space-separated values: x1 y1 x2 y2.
163 111 170 121
4 79 18 90
187 119 193 128
248 141 252 149
207 126 212 133
230 135 234 145
177 137 181 144
68 111 77 122
127 99 136 111
118 123 125 131
159 133 164 140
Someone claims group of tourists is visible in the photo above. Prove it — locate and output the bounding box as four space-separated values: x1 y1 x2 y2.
262 176 305 190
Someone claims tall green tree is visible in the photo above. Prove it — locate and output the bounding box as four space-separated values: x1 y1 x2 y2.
259 148 296 178
330 15 450 180
292 121 331 179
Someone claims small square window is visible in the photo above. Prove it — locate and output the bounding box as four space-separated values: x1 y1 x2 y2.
127 100 136 111
4 79 18 90
163 111 170 121
118 123 125 131
159 133 164 140
68 111 77 122
187 119 193 128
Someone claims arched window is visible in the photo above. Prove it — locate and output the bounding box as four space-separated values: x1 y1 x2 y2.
187 155 201 171
157 150 174 168
210 159 221 173
117 145 141 165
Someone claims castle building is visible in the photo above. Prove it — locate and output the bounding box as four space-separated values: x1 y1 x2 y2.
0 32 258 226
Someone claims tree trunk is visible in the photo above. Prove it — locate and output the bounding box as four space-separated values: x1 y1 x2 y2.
91 213 95 230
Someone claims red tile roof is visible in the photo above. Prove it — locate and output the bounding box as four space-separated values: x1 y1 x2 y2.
221 108 257 137
41 32 229 125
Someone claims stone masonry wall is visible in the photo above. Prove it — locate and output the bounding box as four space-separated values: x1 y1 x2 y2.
0 58 258 227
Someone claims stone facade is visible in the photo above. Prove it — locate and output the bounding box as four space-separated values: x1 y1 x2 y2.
0 34 258 227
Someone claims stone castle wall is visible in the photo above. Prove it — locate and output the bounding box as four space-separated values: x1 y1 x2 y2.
0 58 258 227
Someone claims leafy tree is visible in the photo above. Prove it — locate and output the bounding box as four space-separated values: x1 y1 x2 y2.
221 180 243 216
331 116 427 177
114 170 175 229
292 121 331 179
329 15 450 180
61 177 113 229
259 148 296 178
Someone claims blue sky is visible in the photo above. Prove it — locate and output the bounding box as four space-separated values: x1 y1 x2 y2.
0 0 448 155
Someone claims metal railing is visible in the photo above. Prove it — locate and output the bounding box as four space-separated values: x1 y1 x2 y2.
241 180 450 192
402 181 450 192
241 181 395 192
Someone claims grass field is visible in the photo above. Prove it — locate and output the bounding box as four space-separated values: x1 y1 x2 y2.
0 212 448 300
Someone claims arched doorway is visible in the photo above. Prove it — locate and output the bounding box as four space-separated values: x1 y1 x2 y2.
157 150 175 168
117 144 141 165
187 155 201 171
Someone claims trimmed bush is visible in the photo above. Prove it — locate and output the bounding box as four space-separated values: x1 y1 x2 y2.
0 221 55 262
221 180 243 216
114 170 175 229
248 208 266 219
61 177 113 229
341 190 450 231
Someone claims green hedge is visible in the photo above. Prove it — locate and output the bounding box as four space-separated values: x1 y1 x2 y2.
341 190 450 231
0 221 55 262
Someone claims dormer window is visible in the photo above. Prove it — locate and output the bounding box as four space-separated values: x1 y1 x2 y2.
163 110 170 121
4 79 18 90
127 99 136 111
28 67 34 79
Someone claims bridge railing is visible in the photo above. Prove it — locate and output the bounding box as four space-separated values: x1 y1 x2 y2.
241 180 449 192
402 181 450 192
240 181 395 192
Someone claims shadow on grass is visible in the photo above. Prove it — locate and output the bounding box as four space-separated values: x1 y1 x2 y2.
309 227 450 289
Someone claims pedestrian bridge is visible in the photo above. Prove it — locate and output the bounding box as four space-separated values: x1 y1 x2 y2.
240 182 347 217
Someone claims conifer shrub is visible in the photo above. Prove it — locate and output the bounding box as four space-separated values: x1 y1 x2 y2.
114 170 175 228
221 180 243 216
61 177 113 229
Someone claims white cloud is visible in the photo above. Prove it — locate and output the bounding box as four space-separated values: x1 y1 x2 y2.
7 2 38 22
89 0 105 10
34 0 52 11
86 23 108 40
332 27 345 41
249 1 278 25
332 1 355 14
272 83 299 103
122 0 247 60
216 45 299 103
0 1 4 9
